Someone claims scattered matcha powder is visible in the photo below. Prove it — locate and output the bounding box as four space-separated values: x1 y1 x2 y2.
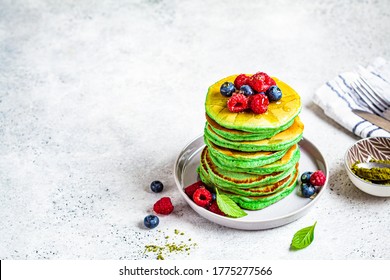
144 229 197 260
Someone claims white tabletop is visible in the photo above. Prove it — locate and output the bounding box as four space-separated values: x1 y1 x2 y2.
1 0 389 260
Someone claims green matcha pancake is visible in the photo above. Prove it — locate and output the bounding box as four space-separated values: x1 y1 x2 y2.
205 76 301 133
199 163 297 197
200 147 295 190
204 117 304 152
205 137 289 168
210 144 300 175
206 114 295 141
221 169 299 210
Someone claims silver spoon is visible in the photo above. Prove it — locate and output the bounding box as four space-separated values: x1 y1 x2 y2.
355 162 390 169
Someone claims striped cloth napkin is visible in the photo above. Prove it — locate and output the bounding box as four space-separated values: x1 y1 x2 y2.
313 57 390 138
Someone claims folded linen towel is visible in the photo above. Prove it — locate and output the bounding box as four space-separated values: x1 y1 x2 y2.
313 57 390 138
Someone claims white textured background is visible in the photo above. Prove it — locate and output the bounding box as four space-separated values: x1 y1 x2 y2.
1 0 390 259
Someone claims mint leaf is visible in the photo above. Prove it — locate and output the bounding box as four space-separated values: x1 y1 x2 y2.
290 221 317 250
216 193 247 218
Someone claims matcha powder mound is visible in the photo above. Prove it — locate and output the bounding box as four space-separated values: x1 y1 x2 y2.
143 229 198 260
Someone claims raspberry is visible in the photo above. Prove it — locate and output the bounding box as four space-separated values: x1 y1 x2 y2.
208 201 225 216
309 170 326 187
266 75 274 87
184 181 204 198
247 94 254 107
248 72 274 92
227 93 248 113
250 94 269 114
153 197 174 215
193 188 212 207
234 74 250 89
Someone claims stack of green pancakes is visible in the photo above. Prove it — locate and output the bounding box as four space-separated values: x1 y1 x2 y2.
199 75 304 211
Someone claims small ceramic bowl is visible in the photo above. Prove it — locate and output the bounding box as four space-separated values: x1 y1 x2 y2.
344 136 390 197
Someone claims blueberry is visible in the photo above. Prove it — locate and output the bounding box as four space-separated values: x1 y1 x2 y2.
144 214 159 229
265 85 282 101
150 180 164 193
301 183 316 198
220 82 236 97
211 192 216 201
239 85 254 96
300 172 313 184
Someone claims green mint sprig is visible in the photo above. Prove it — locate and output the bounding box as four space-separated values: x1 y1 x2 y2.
215 188 247 218
290 221 317 250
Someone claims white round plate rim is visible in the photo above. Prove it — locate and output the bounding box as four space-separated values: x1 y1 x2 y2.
174 135 328 230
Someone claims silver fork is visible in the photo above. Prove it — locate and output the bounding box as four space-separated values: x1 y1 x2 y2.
350 76 390 120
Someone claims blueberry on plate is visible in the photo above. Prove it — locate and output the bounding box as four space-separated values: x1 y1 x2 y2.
150 180 164 193
220 82 236 97
301 183 316 198
144 215 159 229
300 172 313 184
239 85 254 96
265 85 282 101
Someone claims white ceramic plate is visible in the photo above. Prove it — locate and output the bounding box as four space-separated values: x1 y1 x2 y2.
174 136 328 230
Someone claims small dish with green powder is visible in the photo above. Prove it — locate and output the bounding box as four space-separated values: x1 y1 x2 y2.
344 137 390 197
351 160 390 184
